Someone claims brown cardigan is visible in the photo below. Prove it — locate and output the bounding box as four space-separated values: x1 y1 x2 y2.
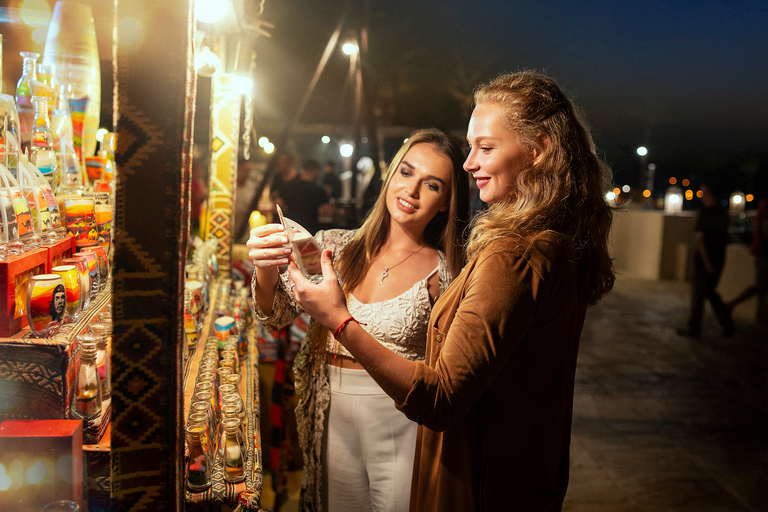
396 234 586 511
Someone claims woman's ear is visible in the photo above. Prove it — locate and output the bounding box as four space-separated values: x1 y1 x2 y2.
532 133 549 165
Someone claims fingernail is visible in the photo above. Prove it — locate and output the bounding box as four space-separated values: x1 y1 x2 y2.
281 237 288 244
283 248 291 254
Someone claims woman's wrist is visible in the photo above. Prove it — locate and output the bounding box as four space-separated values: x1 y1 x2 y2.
329 311 355 338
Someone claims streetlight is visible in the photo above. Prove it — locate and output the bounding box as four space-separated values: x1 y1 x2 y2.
342 42 358 56
664 186 683 214
339 143 354 158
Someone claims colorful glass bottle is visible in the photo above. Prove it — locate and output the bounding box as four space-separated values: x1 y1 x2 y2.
186 424 212 492
222 418 245 483
15 52 39 154
52 83 82 191
31 96 58 190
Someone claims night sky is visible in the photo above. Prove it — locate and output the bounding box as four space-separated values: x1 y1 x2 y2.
252 0 768 202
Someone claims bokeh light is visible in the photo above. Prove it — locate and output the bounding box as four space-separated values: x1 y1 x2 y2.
117 18 144 50
622 185 630 193
643 189 651 198
20 0 51 27
636 146 648 156
746 194 754 202
31 26 47 45
0 463 10 491
696 190 703 198
685 190 694 200
682 179 690 187
669 177 677 185
321 135 330 144
26 461 47 484
339 143 354 158
195 0 226 23
55 455 74 484
232 76 253 95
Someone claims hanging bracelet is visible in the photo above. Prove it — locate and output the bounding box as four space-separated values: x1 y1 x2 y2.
333 316 364 340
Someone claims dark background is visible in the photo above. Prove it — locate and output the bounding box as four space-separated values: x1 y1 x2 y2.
2 0 766 205
249 0 768 205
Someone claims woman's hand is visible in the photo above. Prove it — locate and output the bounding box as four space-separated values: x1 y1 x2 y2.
286 250 350 331
247 223 292 314
246 223 291 270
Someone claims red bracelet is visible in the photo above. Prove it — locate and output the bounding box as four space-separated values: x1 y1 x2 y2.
333 316 359 340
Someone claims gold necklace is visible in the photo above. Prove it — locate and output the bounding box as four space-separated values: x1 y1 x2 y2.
378 244 426 285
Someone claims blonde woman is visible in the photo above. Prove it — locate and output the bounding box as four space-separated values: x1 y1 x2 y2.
248 128 470 512
288 71 615 511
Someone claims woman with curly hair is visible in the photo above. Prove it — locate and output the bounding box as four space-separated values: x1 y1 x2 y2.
288 71 615 511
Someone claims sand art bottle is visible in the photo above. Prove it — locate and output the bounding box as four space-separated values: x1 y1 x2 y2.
222 417 245 483
71 341 102 421
186 424 211 492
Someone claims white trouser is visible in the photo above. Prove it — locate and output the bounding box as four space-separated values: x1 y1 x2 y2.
326 364 417 512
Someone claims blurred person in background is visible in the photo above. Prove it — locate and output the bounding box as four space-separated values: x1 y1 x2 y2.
725 197 768 323
678 185 735 339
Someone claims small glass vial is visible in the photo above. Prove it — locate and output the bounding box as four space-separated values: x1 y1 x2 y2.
194 381 218 419
188 412 213 459
221 403 246 451
194 390 219 426
222 393 246 429
71 341 102 421
15 51 38 152
89 323 112 401
186 424 211 492
222 418 245 483
218 383 236 408
190 400 216 452
215 365 233 393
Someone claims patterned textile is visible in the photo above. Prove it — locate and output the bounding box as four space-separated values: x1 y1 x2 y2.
184 321 264 509
111 0 193 508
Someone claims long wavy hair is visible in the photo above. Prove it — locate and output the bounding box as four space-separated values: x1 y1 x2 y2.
335 128 470 294
467 71 614 304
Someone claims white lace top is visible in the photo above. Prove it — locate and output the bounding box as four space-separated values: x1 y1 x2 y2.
327 266 438 361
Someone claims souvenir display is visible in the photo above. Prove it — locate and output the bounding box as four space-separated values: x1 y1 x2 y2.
51 264 80 321
26 273 65 337
64 196 97 250
42 1 101 161
60 255 91 313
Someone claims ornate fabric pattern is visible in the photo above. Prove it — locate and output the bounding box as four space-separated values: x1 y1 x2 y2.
111 1 193 509
185 337 264 509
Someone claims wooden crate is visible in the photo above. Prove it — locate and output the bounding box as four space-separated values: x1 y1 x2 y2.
0 291 111 422
0 248 48 337
46 234 77 272
0 419 83 510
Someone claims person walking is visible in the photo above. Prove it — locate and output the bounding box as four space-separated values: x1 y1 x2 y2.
677 185 735 339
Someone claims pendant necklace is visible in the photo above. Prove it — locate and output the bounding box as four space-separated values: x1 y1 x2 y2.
378 244 426 285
